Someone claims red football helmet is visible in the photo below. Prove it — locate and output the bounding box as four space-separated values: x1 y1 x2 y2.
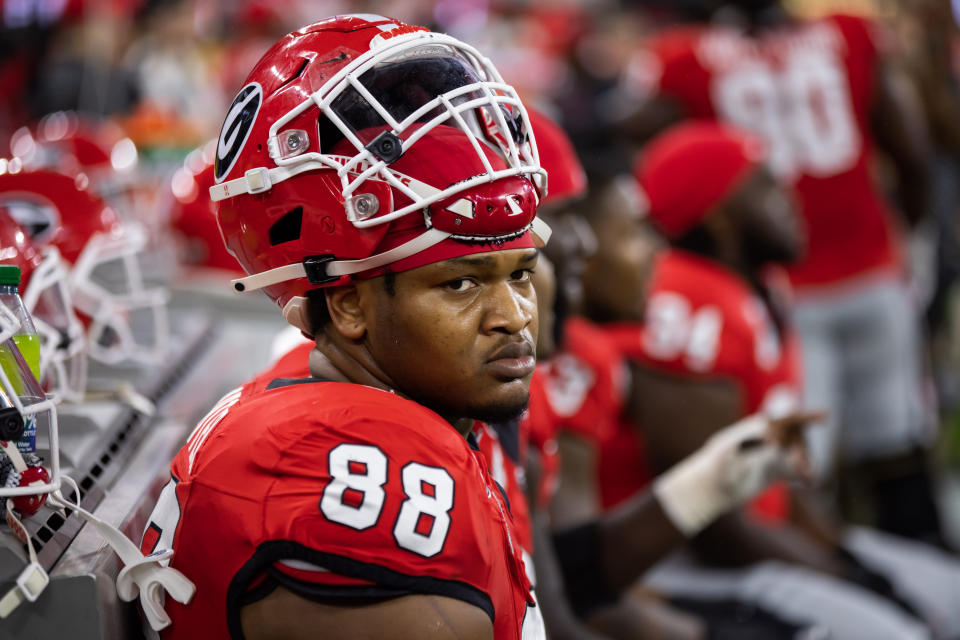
211 14 549 317
526 108 586 206
0 169 169 366
9 112 139 197
0 207 87 402
169 141 243 273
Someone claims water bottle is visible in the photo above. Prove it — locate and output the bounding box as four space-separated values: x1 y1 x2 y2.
0 265 44 453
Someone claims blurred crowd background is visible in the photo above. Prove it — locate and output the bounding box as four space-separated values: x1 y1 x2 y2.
9 0 960 636
3 0 960 536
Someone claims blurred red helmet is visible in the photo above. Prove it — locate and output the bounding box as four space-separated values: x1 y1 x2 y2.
634 121 765 239
169 143 243 274
526 108 586 206
0 206 87 402
211 14 549 314
0 169 168 366
0 205 42 276
9 112 138 183
9 113 142 224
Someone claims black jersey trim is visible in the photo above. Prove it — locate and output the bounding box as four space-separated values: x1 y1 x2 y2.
268 567 414 601
489 418 521 463
226 540 495 640
493 480 513 518
265 376 329 390
466 430 481 451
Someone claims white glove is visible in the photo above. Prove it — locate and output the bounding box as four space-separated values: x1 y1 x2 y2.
652 413 807 536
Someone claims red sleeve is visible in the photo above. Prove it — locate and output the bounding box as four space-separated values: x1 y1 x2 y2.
828 13 884 64
548 318 629 445
608 252 767 411
637 288 756 386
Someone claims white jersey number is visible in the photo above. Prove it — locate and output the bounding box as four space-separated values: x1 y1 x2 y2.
643 292 723 372
712 52 860 179
143 387 243 552
320 444 455 558
393 463 455 557
142 478 182 555
321 444 388 530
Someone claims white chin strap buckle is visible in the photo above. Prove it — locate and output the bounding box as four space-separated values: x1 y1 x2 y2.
0 562 49 617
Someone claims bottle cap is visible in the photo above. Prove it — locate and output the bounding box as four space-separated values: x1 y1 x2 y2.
0 266 20 286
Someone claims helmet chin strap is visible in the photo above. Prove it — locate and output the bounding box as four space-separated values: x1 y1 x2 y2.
230 226 450 293
230 216 551 295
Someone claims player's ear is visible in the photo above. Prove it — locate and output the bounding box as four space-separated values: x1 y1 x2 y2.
703 204 736 243
326 284 367 341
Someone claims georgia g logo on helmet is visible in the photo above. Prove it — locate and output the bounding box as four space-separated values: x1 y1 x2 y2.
215 83 263 183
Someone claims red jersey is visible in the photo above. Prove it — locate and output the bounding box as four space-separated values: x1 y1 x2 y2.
518 318 634 512
630 14 902 288
603 249 802 520
266 339 312 379
141 369 543 639
266 341 540 560
540 317 629 446
472 421 535 565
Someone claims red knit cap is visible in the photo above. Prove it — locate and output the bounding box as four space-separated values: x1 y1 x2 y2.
634 121 766 239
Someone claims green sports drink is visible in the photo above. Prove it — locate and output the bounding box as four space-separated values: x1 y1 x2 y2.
0 265 45 453
0 335 41 393
13 334 41 381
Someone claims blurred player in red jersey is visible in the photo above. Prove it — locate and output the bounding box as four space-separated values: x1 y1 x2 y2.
260 102 824 638
594 121 960 639
495 109 706 640
621 0 942 544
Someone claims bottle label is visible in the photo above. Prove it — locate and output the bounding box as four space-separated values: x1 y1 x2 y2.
15 414 36 454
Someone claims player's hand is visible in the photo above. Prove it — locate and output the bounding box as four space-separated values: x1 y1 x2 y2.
653 411 825 536
764 410 827 483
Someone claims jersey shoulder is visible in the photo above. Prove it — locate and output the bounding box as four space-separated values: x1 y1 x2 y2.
177 380 513 589
636 250 762 377
541 318 628 443
176 379 473 487
263 341 313 381
644 25 705 61
253 381 474 473
818 12 883 63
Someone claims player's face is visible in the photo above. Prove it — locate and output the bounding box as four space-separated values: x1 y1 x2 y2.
532 253 557 359
541 206 596 320
583 179 662 322
728 167 805 265
362 249 539 424
537 202 597 356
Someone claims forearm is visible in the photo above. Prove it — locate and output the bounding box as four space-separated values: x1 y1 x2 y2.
551 490 684 614
597 493 843 592
691 511 841 575
598 491 686 594
533 512 611 640
873 62 933 226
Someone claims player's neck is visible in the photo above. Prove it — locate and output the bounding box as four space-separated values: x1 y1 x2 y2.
310 334 478 438
311 332 398 394
717 253 763 288
713 5 789 31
